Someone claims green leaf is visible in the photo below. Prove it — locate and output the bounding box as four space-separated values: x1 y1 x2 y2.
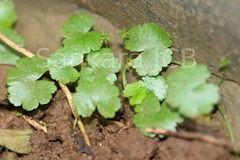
166 61 220 117
132 45 172 76
0 129 32 154
61 14 93 38
6 56 57 110
61 14 102 54
0 0 17 29
86 48 120 73
102 33 111 43
124 22 172 51
123 82 147 105
72 78 121 118
219 56 230 68
133 92 183 137
140 75 168 101
0 28 25 65
79 67 117 84
78 48 120 84
118 28 128 39
47 46 84 84
124 22 172 76
63 31 102 54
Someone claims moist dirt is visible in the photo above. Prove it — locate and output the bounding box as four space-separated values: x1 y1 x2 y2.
0 2 238 160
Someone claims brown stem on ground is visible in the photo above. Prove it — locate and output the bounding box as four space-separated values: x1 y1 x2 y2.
145 127 240 152
23 115 47 133
58 82 90 146
0 32 91 146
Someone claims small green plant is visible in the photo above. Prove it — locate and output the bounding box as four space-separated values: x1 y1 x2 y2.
3 13 220 132
0 0 24 65
6 14 122 119
119 23 219 136
0 4 236 151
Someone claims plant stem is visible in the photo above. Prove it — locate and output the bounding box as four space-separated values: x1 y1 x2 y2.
217 104 239 159
0 33 35 58
217 105 235 142
218 67 239 159
122 64 128 89
218 68 226 86
59 82 91 146
0 32 91 146
171 60 181 66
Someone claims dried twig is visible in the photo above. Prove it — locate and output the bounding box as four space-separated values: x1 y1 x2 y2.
145 127 240 152
22 115 47 133
0 32 91 146
58 82 90 146
0 33 34 58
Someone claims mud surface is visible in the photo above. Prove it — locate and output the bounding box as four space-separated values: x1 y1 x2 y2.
0 1 238 160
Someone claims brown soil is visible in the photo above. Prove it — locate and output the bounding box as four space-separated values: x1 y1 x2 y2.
0 2 238 160
0 64 237 159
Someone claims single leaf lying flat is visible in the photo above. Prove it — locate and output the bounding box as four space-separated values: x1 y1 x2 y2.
61 13 94 38
79 67 117 84
0 129 32 154
79 48 120 83
132 45 172 76
87 48 120 73
166 61 220 118
6 56 57 110
133 92 183 137
47 46 84 84
0 28 24 65
72 78 121 118
124 22 172 51
63 31 102 54
124 22 172 76
0 0 17 29
140 75 168 101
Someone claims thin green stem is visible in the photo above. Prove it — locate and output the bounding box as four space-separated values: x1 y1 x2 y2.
171 60 181 66
217 104 239 159
217 105 235 142
218 68 226 86
218 67 239 159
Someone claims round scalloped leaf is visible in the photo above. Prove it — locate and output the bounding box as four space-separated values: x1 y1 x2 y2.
124 22 172 52
132 45 172 76
133 92 183 137
6 56 56 110
0 0 17 29
47 46 84 84
86 48 120 73
140 75 168 101
79 67 117 84
72 78 121 118
63 31 102 54
166 61 220 117
61 14 94 38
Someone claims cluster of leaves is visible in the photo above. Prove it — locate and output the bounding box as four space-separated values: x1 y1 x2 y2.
0 0 24 65
6 14 121 119
120 23 220 137
3 9 220 138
